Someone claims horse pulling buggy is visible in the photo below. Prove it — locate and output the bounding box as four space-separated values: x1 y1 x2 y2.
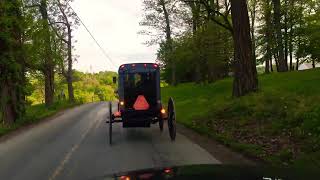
107 63 176 145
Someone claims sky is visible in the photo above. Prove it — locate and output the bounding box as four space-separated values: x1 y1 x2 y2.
70 0 158 72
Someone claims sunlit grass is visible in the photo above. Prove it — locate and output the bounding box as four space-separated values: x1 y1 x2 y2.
162 68 320 167
0 101 81 137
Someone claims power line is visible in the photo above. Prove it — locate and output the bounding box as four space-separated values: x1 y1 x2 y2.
65 1 117 69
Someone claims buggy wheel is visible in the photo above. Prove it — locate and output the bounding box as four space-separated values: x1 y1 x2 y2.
159 116 164 132
109 101 112 145
167 97 176 141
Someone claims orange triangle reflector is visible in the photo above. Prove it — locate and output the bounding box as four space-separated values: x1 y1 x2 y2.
133 95 150 110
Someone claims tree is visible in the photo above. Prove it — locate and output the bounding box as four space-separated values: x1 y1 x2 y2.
230 0 258 97
264 0 273 73
140 0 188 85
50 0 79 102
184 0 259 96
151 0 259 96
1 0 80 123
157 22 232 84
272 0 288 72
23 0 77 105
187 0 202 82
258 0 273 73
38 0 55 106
0 0 25 124
288 0 294 71
297 0 320 67
160 0 176 85
249 0 258 65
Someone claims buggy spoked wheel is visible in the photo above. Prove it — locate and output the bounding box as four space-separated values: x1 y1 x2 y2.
159 116 164 132
109 101 112 145
167 97 176 141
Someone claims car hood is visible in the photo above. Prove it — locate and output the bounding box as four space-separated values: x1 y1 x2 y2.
99 164 318 180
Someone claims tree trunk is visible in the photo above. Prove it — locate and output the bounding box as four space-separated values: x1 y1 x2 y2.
250 0 257 65
189 1 201 83
67 33 75 102
265 57 270 73
270 59 274 72
312 59 316 68
264 0 272 74
1 82 16 124
284 0 289 70
289 27 293 70
57 0 75 102
273 0 288 72
230 0 258 97
0 0 25 124
44 67 54 106
288 0 294 71
40 0 54 106
160 0 175 85
295 0 302 71
274 53 280 72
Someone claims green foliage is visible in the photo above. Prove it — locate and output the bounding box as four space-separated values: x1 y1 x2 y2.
72 71 117 102
162 68 320 166
298 3 320 63
158 22 233 84
257 0 320 71
1 0 81 123
0 0 26 123
27 70 117 105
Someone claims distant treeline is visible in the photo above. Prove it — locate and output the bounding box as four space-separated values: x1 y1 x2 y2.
27 70 117 105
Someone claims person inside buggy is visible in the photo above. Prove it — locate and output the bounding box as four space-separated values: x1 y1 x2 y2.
123 72 157 111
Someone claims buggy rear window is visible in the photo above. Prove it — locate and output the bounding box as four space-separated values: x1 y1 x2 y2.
123 72 157 108
124 72 156 92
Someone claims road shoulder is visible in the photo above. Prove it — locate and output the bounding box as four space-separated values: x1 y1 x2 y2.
177 123 257 165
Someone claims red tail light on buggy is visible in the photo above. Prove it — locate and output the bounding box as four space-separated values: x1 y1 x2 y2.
164 168 172 174
120 175 130 180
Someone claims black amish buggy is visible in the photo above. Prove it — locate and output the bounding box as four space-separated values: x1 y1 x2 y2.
106 63 176 145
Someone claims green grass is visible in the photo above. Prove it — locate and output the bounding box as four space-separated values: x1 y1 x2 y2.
0 101 82 137
162 68 320 167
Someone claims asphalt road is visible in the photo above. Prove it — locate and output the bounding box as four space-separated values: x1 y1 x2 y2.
0 102 219 180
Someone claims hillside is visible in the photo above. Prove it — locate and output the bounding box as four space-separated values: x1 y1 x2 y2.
1 71 117 137
162 68 320 167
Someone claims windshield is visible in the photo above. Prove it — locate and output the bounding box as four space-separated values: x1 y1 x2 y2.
1 0 319 179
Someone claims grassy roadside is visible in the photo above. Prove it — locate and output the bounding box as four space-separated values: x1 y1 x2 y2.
162 68 320 168
0 101 82 137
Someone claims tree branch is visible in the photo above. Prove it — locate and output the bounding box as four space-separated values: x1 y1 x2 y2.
210 16 233 33
24 4 40 9
50 25 68 43
200 0 233 33
49 21 68 26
